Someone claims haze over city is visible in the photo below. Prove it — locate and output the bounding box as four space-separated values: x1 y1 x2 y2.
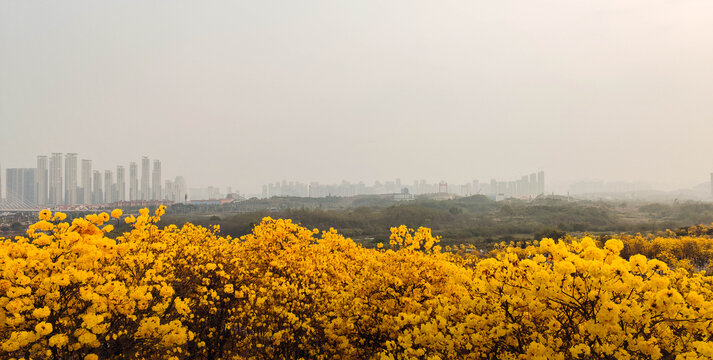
2 1 713 195
7 4 713 359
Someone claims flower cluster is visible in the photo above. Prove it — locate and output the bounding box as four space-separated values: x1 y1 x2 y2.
1 208 713 359
617 232 713 273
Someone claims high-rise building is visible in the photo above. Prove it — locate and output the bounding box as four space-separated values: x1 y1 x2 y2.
64 153 78 204
49 153 63 205
520 175 529 196
93 171 103 204
529 173 537 196
174 176 187 203
36 156 48 205
81 160 92 205
24 169 36 204
141 156 150 200
104 170 114 204
164 179 174 201
0 163 2 200
6 168 36 204
537 171 545 195
6 169 20 202
117 166 126 202
129 162 138 201
152 160 162 200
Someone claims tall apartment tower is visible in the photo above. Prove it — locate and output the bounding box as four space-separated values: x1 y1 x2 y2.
0 162 2 200
141 156 150 200
93 170 103 204
520 175 529 196
529 173 537 196
49 153 63 205
129 162 139 201
174 176 187 203
710 173 713 196
164 179 173 201
6 168 36 204
81 160 92 204
36 156 48 205
23 169 36 204
152 160 162 200
537 171 545 195
64 153 78 204
5 168 19 202
104 170 114 204
116 166 126 202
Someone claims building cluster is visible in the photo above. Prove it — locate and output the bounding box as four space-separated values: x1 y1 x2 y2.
261 171 545 199
476 171 545 198
1 154 187 207
188 186 224 201
262 179 411 198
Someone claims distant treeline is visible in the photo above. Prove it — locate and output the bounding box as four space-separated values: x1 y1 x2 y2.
156 196 713 248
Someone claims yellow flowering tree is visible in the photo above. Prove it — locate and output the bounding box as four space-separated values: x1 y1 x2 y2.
2 209 713 359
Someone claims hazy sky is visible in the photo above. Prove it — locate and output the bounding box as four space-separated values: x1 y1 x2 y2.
2 0 712 194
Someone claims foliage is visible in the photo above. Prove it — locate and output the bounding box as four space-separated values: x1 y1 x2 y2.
2 208 713 359
617 229 713 274
534 227 567 241
162 197 629 247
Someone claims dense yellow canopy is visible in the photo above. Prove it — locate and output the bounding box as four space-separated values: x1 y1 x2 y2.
1 208 713 359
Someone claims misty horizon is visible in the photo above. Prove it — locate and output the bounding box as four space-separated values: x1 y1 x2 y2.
2 1 713 196
2 151 710 199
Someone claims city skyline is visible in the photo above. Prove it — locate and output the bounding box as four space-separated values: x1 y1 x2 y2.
4 151 711 197
1 153 185 206
4 156 713 203
2 2 713 195
259 172 546 199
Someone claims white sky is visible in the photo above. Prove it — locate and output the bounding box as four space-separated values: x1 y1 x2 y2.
2 0 713 194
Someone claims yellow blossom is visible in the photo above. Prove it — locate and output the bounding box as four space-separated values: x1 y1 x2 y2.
111 209 123 218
